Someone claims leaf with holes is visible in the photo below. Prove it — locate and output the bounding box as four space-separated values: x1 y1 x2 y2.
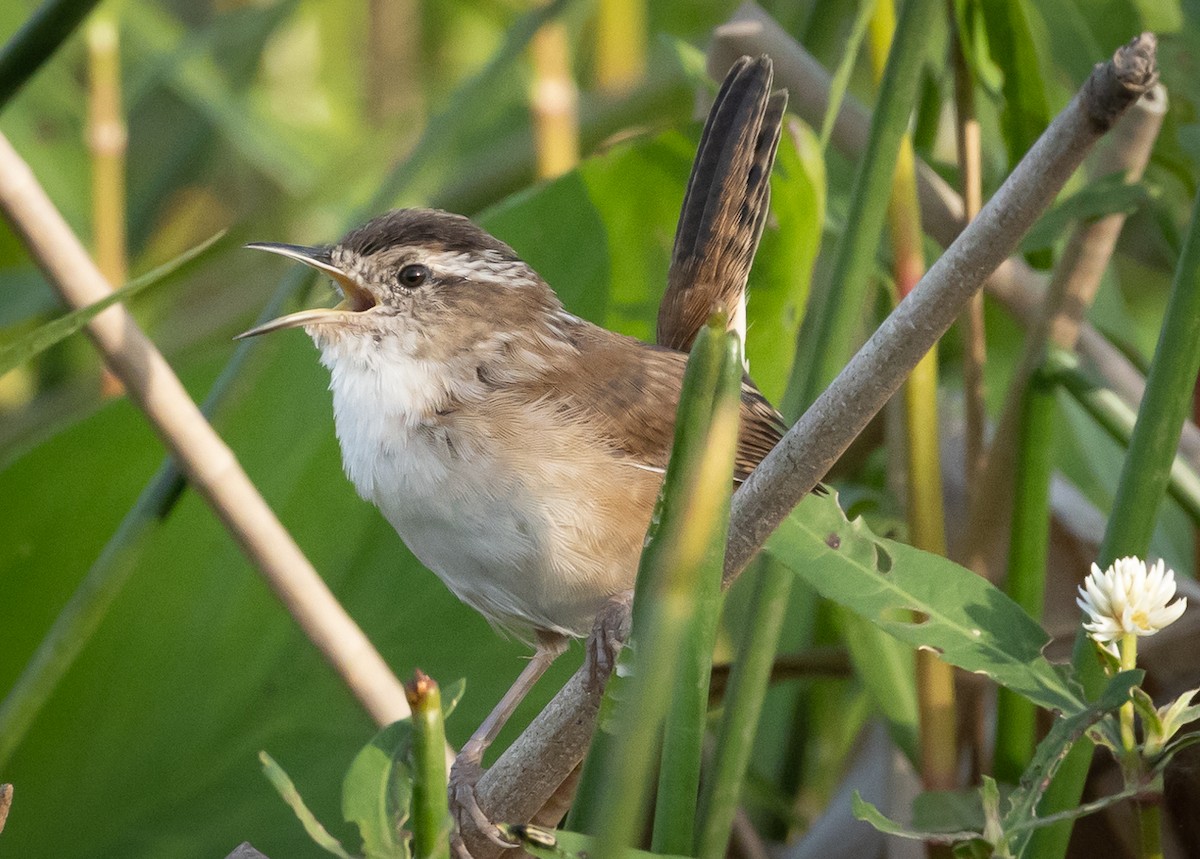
764 494 1085 714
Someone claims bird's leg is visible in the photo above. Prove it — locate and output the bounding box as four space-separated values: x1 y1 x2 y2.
450 630 568 849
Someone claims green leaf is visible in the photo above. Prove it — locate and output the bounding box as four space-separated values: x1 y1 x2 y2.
342 719 414 859
260 751 355 859
0 231 224 378
952 0 1004 94
851 791 981 845
1019 175 1152 254
764 493 1085 714
980 0 1051 167
1002 671 1140 855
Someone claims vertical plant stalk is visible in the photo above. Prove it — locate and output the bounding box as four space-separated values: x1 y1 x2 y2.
694 558 793 859
1036 179 1200 859
783 0 941 415
652 332 742 855
593 0 645 94
949 12 987 517
86 13 127 398
529 19 579 180
0 0 102 109
867 0 958 797
367 0 421 124
407 671 451 859
992 364 1055 783
0 132 412 729
590 320 739 859
963 85 1168 575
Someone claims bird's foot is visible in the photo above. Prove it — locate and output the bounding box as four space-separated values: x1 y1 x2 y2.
449 743 517 856
585 591 633 691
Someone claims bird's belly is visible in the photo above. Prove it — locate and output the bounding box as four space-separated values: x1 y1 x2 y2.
345 422 646 638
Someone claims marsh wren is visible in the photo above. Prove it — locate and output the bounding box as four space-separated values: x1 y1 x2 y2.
240 56 788 841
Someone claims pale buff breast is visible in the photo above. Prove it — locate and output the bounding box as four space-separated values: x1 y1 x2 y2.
324 343 660 639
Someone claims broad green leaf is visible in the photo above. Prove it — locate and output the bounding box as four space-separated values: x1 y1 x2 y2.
342 720 414 859
0 232 224 377
260 751 355 859
764 493 1085 714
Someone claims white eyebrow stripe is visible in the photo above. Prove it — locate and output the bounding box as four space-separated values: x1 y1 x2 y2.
421 249 532 285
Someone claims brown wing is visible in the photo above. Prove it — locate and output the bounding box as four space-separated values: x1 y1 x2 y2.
548 325 785 483
658 55 788 352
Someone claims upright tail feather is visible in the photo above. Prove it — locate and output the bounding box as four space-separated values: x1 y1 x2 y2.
657 55 788 352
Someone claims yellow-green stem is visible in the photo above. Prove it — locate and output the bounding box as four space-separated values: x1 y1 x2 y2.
1137 799 1164 859
529 20 579 180
1118 632 1137 753
870 0 958 799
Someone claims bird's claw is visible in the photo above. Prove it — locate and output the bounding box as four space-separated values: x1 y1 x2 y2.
586 591 632 690
449 750 518 853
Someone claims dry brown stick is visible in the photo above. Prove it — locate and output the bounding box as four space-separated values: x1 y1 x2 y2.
462 34 1159 857
961 84 1168 575
722 34 1158 582
0 132 412 730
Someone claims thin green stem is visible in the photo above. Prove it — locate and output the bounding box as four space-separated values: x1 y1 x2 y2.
1045 348 1200 525
783 0 941 416
994 364 1056 783
1137 799 1164 859
652 331 742 856
1119 633 1138 753
695 558 794 859
406 672 451 859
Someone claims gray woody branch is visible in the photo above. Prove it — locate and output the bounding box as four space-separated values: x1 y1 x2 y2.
464 32 1160 858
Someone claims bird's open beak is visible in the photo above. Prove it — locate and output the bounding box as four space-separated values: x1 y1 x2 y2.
236 242 377 339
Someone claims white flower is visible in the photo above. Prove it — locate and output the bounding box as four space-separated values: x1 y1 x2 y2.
1076 556 1187 645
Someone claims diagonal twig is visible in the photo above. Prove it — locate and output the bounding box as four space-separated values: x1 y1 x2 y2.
0 132 411 729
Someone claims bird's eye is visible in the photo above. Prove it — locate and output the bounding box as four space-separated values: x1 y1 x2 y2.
398 264 430 288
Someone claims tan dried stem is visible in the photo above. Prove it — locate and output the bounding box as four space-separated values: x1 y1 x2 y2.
530 19 580 180
86 14 127 398
0 132 412 731
962 84 1168 577
950 16 987 528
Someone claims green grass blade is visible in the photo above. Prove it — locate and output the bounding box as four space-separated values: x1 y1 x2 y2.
0 232 225 378
993 363 1057 784
260 751 355 859
695 556 792 859
0 0 100 109
586 318 737 859
1045 347 1200 524
783 0 942 416
652 329 742 855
